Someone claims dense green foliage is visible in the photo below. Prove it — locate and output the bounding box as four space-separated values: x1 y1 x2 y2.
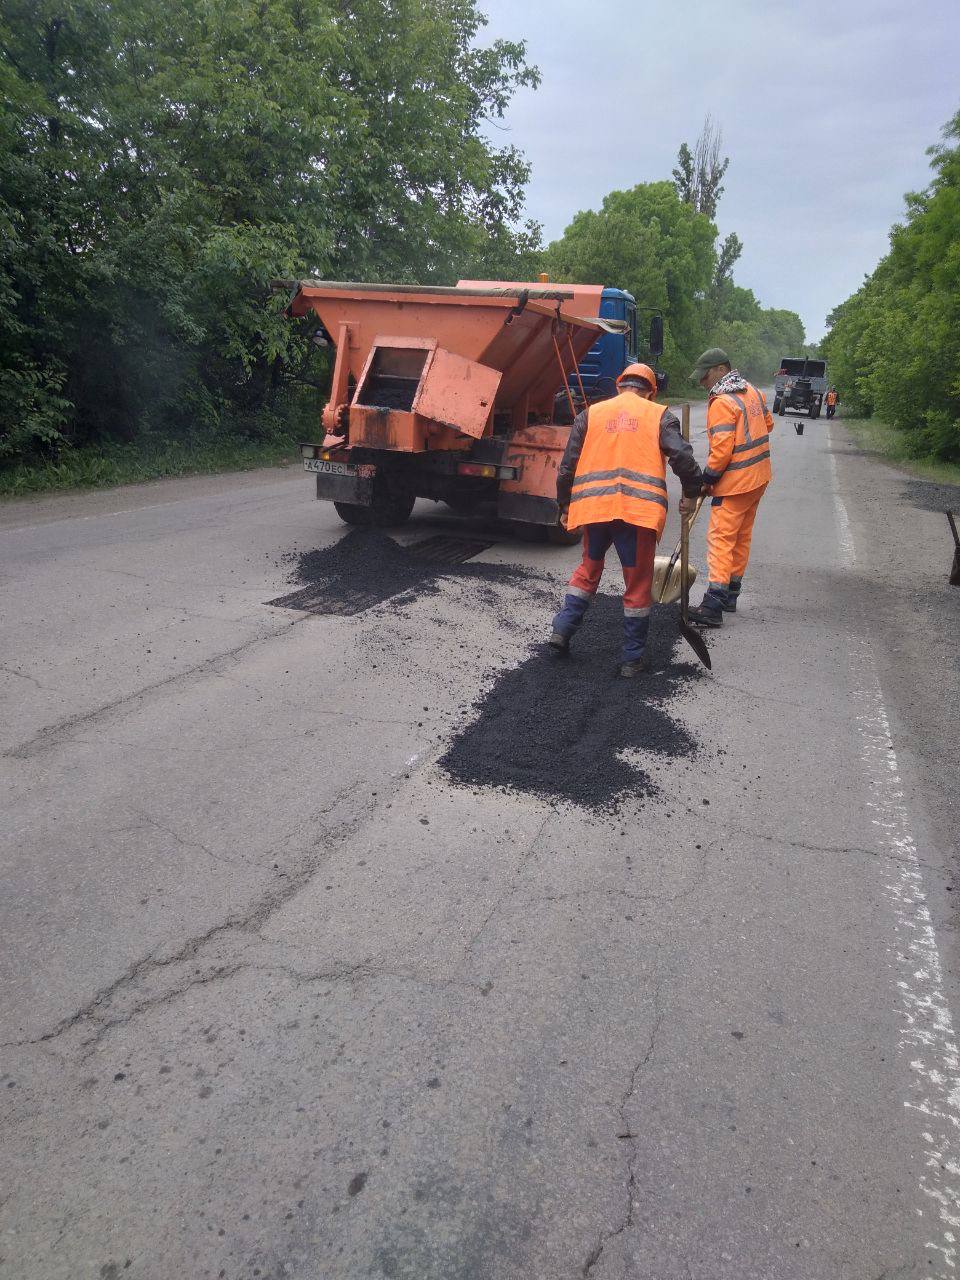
0 0 540 473
2 3 814 489
822 111 960 461
544 182 804 390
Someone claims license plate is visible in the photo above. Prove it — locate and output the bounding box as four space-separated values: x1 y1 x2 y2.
303 458 356 476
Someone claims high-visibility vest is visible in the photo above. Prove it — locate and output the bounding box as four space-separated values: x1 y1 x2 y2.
707 383 773 496
567 393 669 536
826 391 837 405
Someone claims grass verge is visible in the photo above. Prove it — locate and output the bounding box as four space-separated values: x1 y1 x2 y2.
841 416 960 488
0 435 302 499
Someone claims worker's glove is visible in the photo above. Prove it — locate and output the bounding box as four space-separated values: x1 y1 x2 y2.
558 504 569 529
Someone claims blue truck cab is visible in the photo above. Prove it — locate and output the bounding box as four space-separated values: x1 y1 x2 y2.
571 287 639 401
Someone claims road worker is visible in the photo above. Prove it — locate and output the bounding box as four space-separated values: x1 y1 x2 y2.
825 387 839 419
687 347 774 628
548 363 703 677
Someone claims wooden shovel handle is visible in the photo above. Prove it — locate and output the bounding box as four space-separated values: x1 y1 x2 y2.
680 404 692 623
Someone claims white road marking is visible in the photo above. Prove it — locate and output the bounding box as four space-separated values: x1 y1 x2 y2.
829 427 960 1272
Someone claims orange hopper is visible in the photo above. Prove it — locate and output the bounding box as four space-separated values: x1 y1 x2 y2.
287 279 625 529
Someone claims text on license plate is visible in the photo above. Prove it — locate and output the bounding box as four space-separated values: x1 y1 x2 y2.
303 459 356 476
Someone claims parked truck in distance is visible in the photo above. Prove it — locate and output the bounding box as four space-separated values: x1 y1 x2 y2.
774 358 827 419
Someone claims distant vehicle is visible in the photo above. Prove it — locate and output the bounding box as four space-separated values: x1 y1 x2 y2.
773 358 827 419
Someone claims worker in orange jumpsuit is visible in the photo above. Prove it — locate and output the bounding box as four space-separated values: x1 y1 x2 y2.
687 348 774 628
825 387 839 419
548 363 703 676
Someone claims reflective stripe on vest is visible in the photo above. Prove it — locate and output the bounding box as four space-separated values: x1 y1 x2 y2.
724 449 771 472
732 434 769 453
566 393 669 535
727 394 754 442
571 468 667 491
572 480 668 509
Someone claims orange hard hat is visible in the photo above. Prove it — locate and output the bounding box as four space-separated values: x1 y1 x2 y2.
616 362 658 391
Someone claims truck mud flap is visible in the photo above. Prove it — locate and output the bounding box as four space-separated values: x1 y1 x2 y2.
315 471 375 505
497 491 562 525
496 423 568 527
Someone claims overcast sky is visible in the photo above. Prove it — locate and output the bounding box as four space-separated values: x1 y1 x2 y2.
477 0 960 340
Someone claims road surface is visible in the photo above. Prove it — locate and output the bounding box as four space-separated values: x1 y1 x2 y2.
1 404 959 1280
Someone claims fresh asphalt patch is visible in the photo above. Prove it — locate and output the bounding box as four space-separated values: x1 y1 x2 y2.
267 529 511 616
441 598 705 812
268 530 704 812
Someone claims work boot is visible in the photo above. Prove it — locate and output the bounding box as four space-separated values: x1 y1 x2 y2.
687 602 723 629
722 578 742 613
547 631 570 655
619 656 649 678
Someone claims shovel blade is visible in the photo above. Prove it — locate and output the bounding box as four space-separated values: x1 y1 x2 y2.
680 619 712 669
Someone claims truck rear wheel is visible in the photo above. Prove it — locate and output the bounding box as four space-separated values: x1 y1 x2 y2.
810 406 821 420
777 400 785 416
773 396 783 414
334 487 415 528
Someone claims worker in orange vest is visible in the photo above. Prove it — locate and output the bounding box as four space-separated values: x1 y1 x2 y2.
548 363 703 677
687 348 774 628
825 387 839 418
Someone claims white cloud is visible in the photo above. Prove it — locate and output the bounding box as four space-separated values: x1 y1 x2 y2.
476 0 960 337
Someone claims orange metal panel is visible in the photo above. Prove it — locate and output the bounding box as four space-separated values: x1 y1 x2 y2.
288 280 607 437
348 407 472 453
457 279 605 319
350 407 426 452
500 424 571 499
413 348 501 439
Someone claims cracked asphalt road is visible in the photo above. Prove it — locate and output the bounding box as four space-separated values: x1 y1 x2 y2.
1 409 959 1280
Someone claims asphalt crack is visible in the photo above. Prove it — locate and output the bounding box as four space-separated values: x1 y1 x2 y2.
584 996 665 1278
673 796 947 875
2 780 387 1054
460 815 551 961
5 615 308 760
0 663 56 693
132 812 250 869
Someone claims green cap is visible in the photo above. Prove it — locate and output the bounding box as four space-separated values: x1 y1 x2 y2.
690 347 730 384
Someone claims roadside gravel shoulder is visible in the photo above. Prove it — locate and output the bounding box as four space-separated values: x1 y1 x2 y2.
0 462 304 529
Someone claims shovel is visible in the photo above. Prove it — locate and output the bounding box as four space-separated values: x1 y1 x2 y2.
678 403 712 670
948 511 960 586
654 495 705 603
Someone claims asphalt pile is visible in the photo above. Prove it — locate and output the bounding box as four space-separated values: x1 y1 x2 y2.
271 529 538 616
441 597 702 811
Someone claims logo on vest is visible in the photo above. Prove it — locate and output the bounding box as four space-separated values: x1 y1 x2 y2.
604 411 638 435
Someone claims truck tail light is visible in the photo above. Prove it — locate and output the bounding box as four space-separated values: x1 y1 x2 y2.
300 445 339 461
457 463 518 479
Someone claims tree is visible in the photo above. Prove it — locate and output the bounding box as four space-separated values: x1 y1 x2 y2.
543 182 717 386
0 0 542 468
543 176 805 390
714 232 743 289
673 115 729 220
822 109 960 460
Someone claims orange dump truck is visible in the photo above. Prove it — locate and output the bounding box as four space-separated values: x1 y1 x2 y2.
285 279 629 537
